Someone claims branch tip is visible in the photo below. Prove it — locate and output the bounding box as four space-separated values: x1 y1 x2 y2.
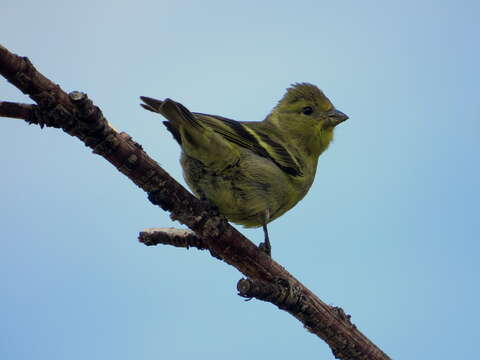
138 227 208 250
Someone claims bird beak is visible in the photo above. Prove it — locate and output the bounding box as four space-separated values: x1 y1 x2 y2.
328 109 349 127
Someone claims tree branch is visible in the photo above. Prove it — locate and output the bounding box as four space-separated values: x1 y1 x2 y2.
139 228 208 250
0 101 36 120
0 43 391 360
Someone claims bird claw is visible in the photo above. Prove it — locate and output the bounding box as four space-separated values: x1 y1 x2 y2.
258 241 272 256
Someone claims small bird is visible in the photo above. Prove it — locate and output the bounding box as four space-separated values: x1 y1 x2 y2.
140 83 348 255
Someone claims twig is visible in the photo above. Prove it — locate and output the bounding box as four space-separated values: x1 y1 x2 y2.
139 227 207 249
0 101 36 120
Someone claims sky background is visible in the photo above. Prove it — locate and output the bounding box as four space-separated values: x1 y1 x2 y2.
1 1 479 359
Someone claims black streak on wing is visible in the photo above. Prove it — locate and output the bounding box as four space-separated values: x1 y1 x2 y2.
256 132 302 177
195 113 302 177
175 101 202 129
196 113 263 148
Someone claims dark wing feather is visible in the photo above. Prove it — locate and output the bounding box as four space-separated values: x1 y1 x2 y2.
193 113 302 177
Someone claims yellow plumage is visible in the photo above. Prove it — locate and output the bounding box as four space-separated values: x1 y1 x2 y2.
141 83 348 254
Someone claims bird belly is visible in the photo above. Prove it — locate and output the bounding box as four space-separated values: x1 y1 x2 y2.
180 152 306 228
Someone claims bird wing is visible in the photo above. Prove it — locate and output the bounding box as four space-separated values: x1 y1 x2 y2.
195 113 303 177
140 96 302 177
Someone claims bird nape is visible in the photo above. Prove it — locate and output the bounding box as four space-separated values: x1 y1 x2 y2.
140 83 348 256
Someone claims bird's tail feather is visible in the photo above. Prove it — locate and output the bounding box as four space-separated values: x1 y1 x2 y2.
140 96 203 145
140 96 164 112
140 96 240 171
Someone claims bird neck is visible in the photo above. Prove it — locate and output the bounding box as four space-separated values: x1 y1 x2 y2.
265 113 334 160
308 127 334 158
279 123 334 161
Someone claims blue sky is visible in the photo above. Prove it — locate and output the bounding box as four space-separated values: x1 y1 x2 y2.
1 1 479 359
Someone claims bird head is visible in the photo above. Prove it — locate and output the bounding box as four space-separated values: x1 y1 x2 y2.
273 83 348 128
267 83 348 157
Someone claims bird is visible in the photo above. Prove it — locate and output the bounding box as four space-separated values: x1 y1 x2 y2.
140 83 348 255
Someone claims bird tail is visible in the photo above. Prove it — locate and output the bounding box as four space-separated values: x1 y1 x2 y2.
141 96 202 145
140 96 240 171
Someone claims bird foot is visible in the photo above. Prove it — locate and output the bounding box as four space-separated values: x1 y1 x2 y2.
258 241 271 256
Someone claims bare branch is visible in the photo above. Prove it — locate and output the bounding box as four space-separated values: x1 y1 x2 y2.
0 43 391 360
0 101 35 120
139 227 208 250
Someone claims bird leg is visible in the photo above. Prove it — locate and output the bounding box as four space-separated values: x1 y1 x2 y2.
258 223 272 256
258 209 272 256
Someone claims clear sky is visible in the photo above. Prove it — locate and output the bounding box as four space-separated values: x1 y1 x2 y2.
1 1 479 359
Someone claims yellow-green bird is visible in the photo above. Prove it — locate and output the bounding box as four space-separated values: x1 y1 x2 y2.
140 83 348 255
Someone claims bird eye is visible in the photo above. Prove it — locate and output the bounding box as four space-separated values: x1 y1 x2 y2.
302 106 314 115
